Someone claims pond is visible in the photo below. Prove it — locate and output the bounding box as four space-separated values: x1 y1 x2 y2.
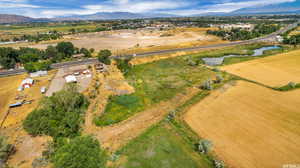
202 46 281 66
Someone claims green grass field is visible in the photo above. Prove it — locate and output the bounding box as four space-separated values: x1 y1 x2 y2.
113 122 214 168
95 57 215 126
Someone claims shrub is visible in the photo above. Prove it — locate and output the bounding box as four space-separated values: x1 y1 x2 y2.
213 160 225 168
0 135 14 165
197 139 213 154
52 136 106 168
23 84 89 138
288 82 296 88
201 79 213 90
215 74 224 84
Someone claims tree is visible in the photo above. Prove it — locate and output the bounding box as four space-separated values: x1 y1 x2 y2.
23 84 89 138
80 48 91 57
56 42 75 57
52 136 106 168
115 56 133 75
97 49 112 65
45 46 58 60
19 53 39 64
0 47 19 69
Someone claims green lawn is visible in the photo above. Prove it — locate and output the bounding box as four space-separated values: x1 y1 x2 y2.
95 57 215 126
114 123 214 168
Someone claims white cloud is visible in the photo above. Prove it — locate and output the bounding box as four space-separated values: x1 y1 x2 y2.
168 0 297 15
40 0 189 18
0 0 40 9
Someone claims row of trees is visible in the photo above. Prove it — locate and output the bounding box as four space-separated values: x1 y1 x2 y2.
0 41 93 72
207 24 281 41
0 31 62 43
283 34 300 45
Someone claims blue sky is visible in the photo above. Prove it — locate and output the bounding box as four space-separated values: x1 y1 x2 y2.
0 0 299 18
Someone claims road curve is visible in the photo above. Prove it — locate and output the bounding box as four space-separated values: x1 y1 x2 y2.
0 21 298 77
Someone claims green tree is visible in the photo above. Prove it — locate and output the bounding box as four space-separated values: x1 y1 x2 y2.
23 84 89 138
80 48 91 57
0 47 18 69
45 45 58 60
19 53 39 64
52 136 106 168
97 49 112 65
115 56 133 75
56 42 75 57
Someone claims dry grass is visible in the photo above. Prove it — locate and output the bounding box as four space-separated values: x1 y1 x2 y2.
0 74 26 124
184 81 300 168
0 71 56 168
221 49 300 87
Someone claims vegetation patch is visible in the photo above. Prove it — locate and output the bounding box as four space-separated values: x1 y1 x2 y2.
23 84 89 138
114 123 214 168
51 136 107 168
277 82 300 91
95 56 214 126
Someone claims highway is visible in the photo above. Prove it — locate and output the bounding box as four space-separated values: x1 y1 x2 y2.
0 21 298 77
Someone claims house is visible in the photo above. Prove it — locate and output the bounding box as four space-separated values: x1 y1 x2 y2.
30 71 48 78
21 78 34 88
65 75 77 83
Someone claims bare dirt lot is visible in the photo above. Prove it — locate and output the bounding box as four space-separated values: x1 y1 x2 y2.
221 49 300 87
46 65 92 96
17 28 224 54
184 81 300 168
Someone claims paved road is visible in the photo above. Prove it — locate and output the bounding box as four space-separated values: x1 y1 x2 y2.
0 21 298 77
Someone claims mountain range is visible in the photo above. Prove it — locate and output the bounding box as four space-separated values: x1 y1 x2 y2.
1 2 300 23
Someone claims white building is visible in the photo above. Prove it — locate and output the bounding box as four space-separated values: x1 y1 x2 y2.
65 75 77 83
220 24 254 30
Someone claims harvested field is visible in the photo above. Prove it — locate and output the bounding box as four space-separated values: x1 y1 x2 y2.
221 49 300 87
184 81 300 168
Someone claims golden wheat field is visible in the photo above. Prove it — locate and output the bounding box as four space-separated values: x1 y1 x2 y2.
221 49 300 87
184 81 300 168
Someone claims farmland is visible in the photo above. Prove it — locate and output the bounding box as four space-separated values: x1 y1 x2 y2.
221 49 300 87
184 81 300 168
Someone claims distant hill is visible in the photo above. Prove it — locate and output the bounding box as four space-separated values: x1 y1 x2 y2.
0 14 34 24
54 12 178 21
230 1 300 15
0 14 50 24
